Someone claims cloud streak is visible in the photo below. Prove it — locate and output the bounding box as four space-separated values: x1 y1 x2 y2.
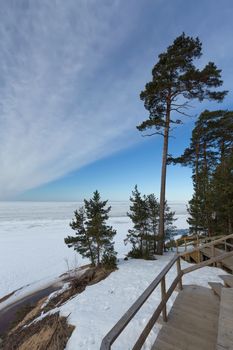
0 0 145 198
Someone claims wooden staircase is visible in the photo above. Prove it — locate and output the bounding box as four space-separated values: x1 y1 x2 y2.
100 236 233 350
152 275 233 350
176 233 233 273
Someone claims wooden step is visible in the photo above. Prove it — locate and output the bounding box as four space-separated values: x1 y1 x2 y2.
219 275 233 287
153 323 218 349
152 285 219 350
216 287 233 350
151 339 181 350
208 282 223 297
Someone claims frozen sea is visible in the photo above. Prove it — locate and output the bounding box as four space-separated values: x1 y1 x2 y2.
0 201 188 299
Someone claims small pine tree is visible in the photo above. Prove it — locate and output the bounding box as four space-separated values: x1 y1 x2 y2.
126 186 176 257
164 202 177 246
65 191 117 268
125 185 150 258
146 194 160 253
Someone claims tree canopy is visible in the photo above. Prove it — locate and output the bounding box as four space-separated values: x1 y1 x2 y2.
168 110 233 236
137 33 227 253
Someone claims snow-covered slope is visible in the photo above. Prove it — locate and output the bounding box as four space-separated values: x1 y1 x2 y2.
57 254 228 350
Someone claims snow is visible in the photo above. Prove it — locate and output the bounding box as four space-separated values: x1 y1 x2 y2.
58 254 228 350
0 201 188 300
0 202 129 299
0 201 229 349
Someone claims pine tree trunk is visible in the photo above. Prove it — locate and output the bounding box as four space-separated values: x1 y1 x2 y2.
203 141 211 236
96 234 100 266
97 244 100 266
157 104 170 255
194 142 200 235
153 224 157 253
228 214 232 235
86 234 95 266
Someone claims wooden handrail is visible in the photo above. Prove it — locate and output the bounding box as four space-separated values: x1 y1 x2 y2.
100 255 181 350
182 250 233 274
131 272 183 350
176 234 225 252
225 242 233 249
176 234 224 244
175 234 205 243
180 233 233 257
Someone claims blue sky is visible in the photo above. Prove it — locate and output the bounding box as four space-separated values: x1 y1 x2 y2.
0 0 233 201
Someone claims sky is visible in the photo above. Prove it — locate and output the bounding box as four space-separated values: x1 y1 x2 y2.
0 0 233 202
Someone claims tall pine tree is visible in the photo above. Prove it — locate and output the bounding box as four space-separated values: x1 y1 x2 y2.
137 33 227 254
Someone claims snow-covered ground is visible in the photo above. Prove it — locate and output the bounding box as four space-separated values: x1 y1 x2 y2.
0 201 229 349
56 254 227 350
0 201 188 299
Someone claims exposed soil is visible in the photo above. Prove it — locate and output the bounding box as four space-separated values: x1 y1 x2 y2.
0 284 61 337
0 266 114 349
44 267 112 313
1 312 74 350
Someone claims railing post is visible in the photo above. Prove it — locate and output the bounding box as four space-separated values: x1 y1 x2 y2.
176 257 183 290
211 244 216 267
161 277 167 322
184 237 187 252
176 240 178 254
197 235 201 263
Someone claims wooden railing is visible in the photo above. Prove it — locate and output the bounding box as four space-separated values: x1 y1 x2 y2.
100 255 183 350
100 233 233 350
182 250 233 274
175 234 225 254
180 233 233 263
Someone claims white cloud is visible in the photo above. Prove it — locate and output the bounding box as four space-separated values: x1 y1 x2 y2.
0 0 144 199
1 0 232 199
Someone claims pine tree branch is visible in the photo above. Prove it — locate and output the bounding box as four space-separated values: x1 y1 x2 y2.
171 102 193 109
141 131 165 137
172 108 194 118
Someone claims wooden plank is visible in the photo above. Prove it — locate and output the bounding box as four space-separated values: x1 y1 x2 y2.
219 275 233 287
225 242 233 249
181 233 233 258
208 282 223 297
176 258 183 290
175 234 225 252
216 288 233 350
152 285 219 350
161 277 167 322
201 247 233 271
182 250 233 275
151 339 181 350
169 296 219 317
154 324 217 349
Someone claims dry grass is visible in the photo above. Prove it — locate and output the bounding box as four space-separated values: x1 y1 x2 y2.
1 266 114 349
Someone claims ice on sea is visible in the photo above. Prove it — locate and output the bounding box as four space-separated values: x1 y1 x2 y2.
0 201 188 299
